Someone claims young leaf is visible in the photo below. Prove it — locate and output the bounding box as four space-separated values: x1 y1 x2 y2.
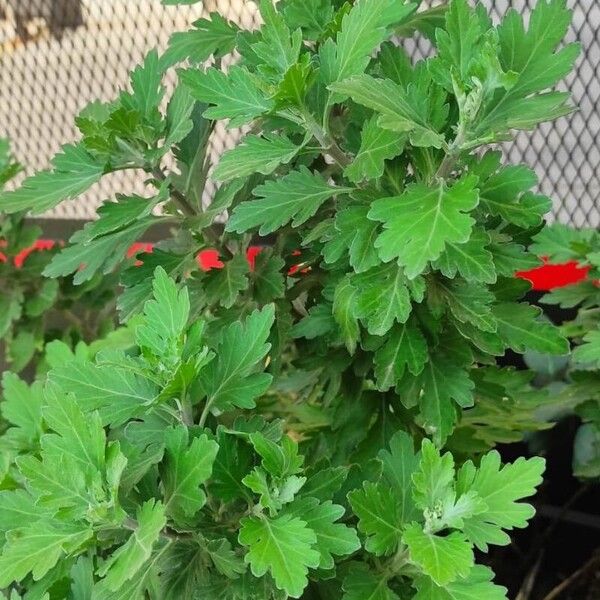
136 266 190 357
378 430 421 523
403 524 474 586
181 66 275 128
281 497 360 569
369 176 479 279
456 452 545 551
199 306 275 412
251 0 302 78
212 134 300 181
120 50 165 120
227 167 353 235
163 13 239 68
97 500 166 590
0 144 104 214
348 482 402 556
161 426 219 523
344 116 405 183
477 0 579 134
331 75 445 148
239 514 321 598
331 0 416 82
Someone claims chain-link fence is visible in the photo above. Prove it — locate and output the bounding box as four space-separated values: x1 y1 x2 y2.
0 0 598 226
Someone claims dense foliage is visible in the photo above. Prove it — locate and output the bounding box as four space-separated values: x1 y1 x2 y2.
528 225 600 480
0 142 120 373
0 0 585 597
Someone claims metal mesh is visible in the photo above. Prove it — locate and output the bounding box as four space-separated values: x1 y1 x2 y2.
0 0 598 226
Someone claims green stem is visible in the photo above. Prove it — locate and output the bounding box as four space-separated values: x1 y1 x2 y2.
151 167 198 217
301 109 351 168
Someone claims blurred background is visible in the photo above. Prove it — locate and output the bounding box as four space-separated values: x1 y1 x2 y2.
0 0 598 226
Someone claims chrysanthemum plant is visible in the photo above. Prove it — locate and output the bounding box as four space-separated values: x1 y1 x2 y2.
0 0 580 597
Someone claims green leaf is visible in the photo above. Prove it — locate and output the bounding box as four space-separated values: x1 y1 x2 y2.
181 66 275 128
378 430 421 523
136 267 190 358
0 144 104 214
227 167 352 235
479 164 549 228
330 75 445 148
369 176 479 279
0 489 48 532
43 218 152 284
250 432 303 478
530 223 594 262
333 276 360 354
210 429 254 503
331 0 416 82
441 281 497 333
1 372 43 442
417 357 474 445
252 250 286 303
342 564 398 600
48 362 158 426
25 278 60 317
477 0 579 134
252 0 302 78
323 204 380 273
204 254 251 309
164 84 196 148
206 538 247 579
413 565 508 600
281 0 333 40
0 521 92 586
42 391 105 476
97 500 166 591
0 290 23 338
121 50 164 120
199 306 274 412
353 264 413 335
434 0 481 84
456 452 545 551
161 426 219 524
573 329 600 366
348 482 402 556
213 134 300 181
373 321 428 391
412 439 455 512
493 303 569 355
403 524 474 586
282 497 360 569
301 465 349 502
163 13 239 68
433 229 496 284
239 514 321 598
344 116 404 183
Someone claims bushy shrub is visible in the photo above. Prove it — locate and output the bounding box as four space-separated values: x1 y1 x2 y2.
0 0 581 597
